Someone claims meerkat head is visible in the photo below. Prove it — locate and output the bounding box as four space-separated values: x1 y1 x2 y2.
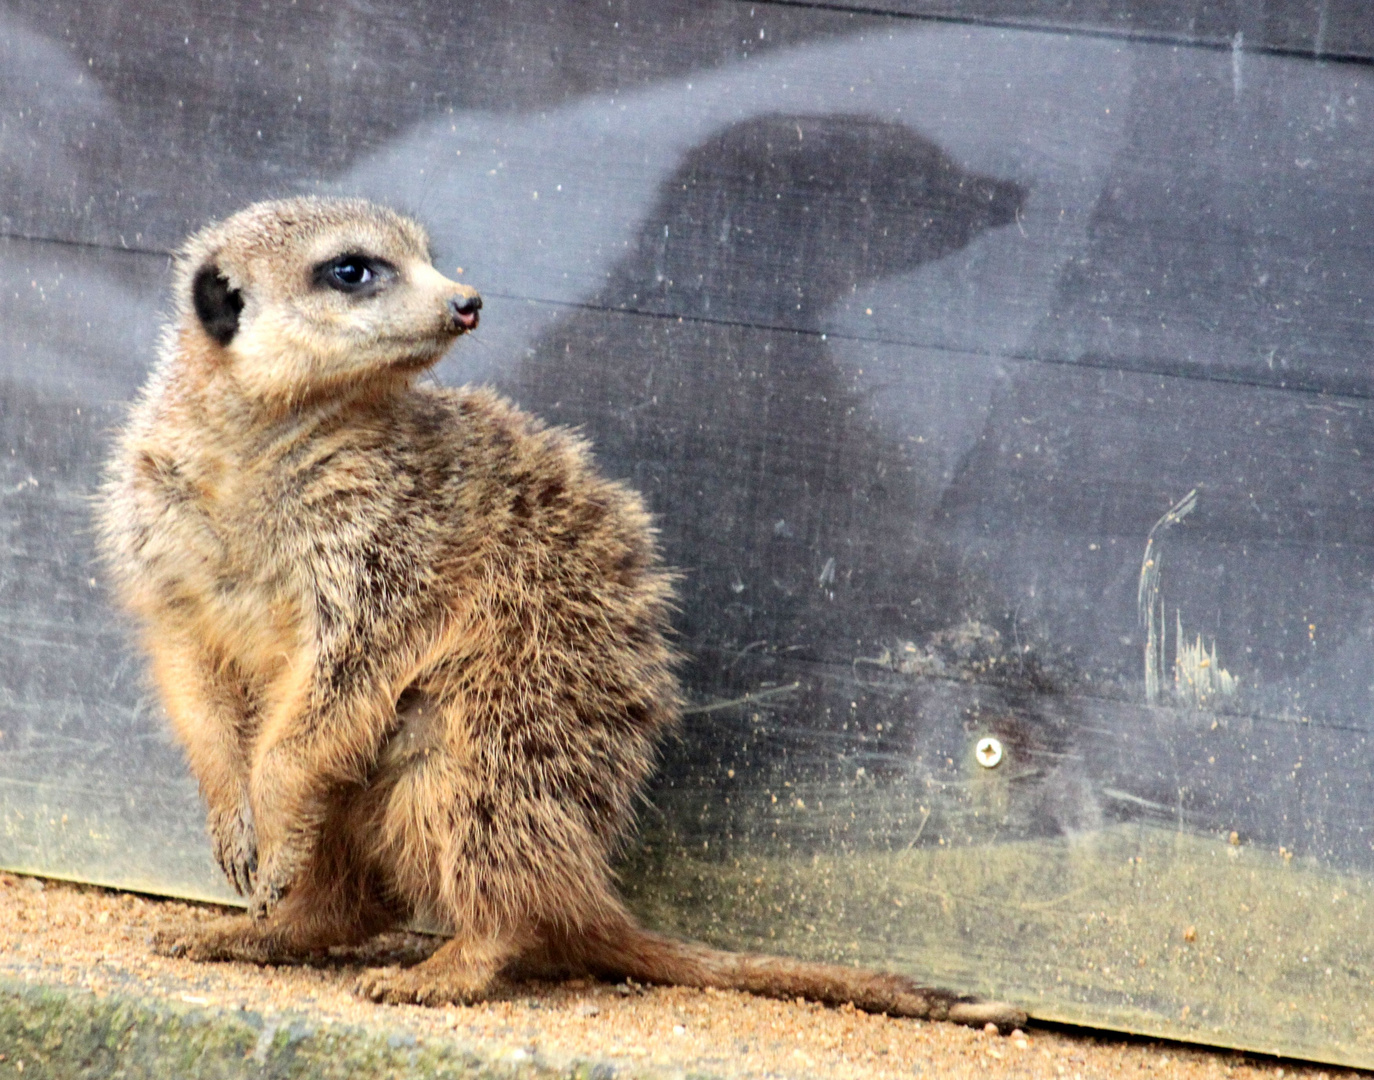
175 197 481 403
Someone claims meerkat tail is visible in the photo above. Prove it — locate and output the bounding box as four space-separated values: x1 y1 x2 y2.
575 915 1027 1030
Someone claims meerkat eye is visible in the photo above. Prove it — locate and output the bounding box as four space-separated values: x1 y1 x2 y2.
332 259 371 286
313 254 394 295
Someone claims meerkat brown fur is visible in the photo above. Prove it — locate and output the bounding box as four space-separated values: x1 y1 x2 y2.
97 197 1023 1027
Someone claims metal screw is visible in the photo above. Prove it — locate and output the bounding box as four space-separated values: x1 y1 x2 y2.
975 736 1004 769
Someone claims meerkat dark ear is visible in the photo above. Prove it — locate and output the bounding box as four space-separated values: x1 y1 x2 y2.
191 262 244 346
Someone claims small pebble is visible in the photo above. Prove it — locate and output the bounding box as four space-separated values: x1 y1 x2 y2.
983 1021 1000 1035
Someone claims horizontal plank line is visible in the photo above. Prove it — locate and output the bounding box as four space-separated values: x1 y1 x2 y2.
485 289 1374 404
2 230 1370 404
0 229 166 259
752 0 1374 66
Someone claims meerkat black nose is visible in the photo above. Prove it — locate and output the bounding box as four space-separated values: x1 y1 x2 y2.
448 292 482 332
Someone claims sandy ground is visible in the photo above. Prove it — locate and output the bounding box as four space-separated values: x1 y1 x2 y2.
0 872 1362 1080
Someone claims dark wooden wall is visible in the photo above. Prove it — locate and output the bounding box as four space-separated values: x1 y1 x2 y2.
2 0 1373 1065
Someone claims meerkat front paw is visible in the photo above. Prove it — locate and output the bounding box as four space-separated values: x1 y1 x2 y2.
353 965 504 1007
209 796 258 896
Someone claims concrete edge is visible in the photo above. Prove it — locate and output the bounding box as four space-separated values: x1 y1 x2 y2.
0 976 702 1080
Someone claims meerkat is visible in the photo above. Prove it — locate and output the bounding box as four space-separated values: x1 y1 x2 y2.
96 196 1024 1028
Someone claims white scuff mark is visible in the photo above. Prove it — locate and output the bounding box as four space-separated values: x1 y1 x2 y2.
1138 489 1196 703
681 681 801 717
854 640 946 679
1174 611 1238 705
854 620 1005 683
1137 490 1237 708
3 476 38 496
1102 788 1173 813
901 805 932 851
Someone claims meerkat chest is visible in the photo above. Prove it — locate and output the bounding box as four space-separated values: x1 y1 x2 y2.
129 437 311 676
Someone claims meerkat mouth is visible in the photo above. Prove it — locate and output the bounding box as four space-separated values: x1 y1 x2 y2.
454 309 479 332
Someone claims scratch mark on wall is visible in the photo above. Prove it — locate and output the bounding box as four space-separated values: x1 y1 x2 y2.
681 681 801 717
1174 612 1238 706
1138 489 1196 704
1136 488 1238 709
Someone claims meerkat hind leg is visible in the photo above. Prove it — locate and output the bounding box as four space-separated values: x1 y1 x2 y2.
153 898 393 965
354 930 530 1006
154 844 395 964
151 880 391 964
153 913 332 964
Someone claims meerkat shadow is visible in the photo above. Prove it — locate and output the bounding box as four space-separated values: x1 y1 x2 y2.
503 112 1026 756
